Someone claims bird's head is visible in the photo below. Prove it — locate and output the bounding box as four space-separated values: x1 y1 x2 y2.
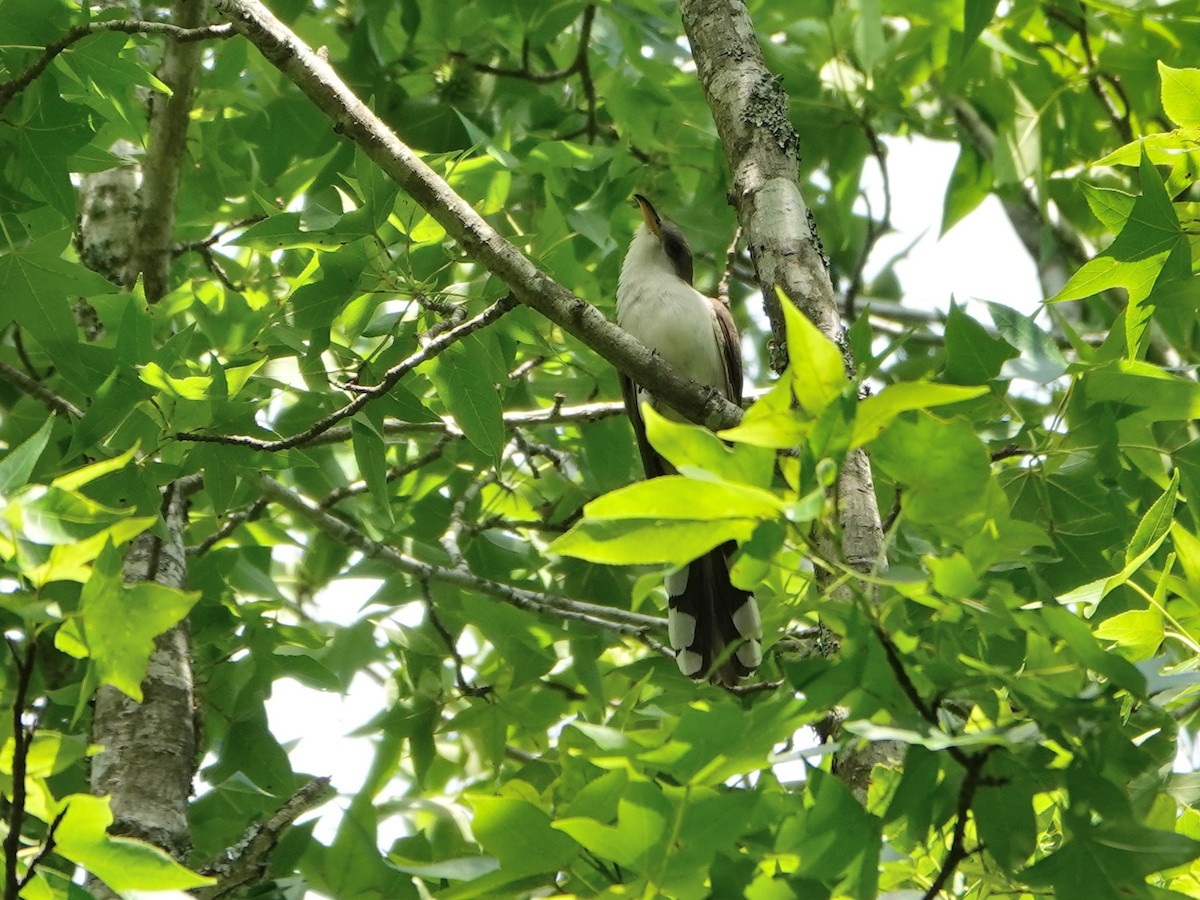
629 194 694 285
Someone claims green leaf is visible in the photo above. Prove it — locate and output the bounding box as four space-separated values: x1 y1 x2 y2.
1125 469 1178 569
57 541 200 700
16 731 90 778
1083 184 1136 231
973 764 1037 868
230 213 349 250
138 361 214 400
853 0 884 71
351 417 393 524
430 342 505 461
987 302 1067 384
869 412 991 524
1094 130 1200 168
0 230 114 348
51 445 138 491
643 405 774 487
1051 149 1184 355
584 475 783 522
942 300 1014 385
1093 609 1163 660
780 293 846 416
10 485 131 545
1084 365 1200 421
54 795 214 891
718 376 808 449
0 416 54 496
303 798 418 899
469 797 579 877
1021 816 1200 895
1158 62 1200 127
942 146 993 234
777 768 880 894
851 382 986 447
1040 606 1146 695
551 518 756 566
554 781 670 870
960 0 999 60
1060 471 1181 612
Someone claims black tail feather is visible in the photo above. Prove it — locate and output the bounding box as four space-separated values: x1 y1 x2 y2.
667 543 762 684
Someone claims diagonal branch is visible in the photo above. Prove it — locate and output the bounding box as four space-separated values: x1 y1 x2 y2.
256 475 671 653
0 361 83 418
177 295 518 450
318 436 452 509
213 0 741 434
197 776 332 899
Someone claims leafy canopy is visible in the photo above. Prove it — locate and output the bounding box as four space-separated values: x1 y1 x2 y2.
1 0 1200 898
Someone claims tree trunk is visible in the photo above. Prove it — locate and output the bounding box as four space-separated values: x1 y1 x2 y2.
78 3 205 894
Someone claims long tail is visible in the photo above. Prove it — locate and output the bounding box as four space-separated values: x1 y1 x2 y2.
666 543 762 684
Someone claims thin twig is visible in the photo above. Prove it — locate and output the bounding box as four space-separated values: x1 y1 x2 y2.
172 216 268 255
187 499 268 556
873 625 971 767
11 327 45 380
257 475 671 655
317 436 451 509
990 443 1030 463
922 753 990 900
177 295 518 451
441 458 505 569
0 20 235 113
15 805 68 893
508 355 547 381
1041 5 1133 144
573 6 599 141
0 361 83 418
217 398 628 449
716 226 743 309
466 6 595 85
4 639 37 900
421 581 492 698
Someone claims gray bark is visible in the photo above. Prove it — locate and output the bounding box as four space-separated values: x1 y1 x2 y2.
79 3 205 894
677 0 885 582
87 490 196 897
678 0 891 798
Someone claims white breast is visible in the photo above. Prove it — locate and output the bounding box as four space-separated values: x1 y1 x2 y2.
617 227 727 396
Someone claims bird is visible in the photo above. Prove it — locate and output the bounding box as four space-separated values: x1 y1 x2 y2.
616 194 762 684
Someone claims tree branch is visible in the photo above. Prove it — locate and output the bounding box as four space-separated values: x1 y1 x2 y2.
187 499 267 556
256 475 672 651
421 582 493 698
678 0 885 577
136 2 208 304
212 0 741 433
1041 4 1133 144
318 436 452 509
468 5 595 85
197 777 333 899
0 361 83 418
4 639 37 900
177 295 518 450
922 754 990 900
0 20 234 114
15 805 68 894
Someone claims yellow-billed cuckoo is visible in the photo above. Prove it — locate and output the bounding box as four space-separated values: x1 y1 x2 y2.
617 194 762 683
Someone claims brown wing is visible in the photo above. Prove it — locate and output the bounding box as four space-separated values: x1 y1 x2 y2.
620 372 668 479
710 299 743 405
